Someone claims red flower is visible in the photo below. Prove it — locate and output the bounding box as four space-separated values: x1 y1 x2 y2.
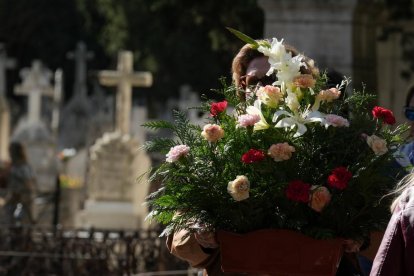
372 106 396 125
327 167 352 190
286 180 311 203
241 149 265 164
210 100 228 116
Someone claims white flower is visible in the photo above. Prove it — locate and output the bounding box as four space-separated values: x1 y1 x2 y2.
285 90 300 112
227 175 250 201
366 135 388 156
246 100 270 131
166 145 190 163
273 108 326 137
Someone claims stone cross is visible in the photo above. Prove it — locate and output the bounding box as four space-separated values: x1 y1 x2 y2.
98 51 152 135
67 41 93 97
0 43 16 96
14 60 54 123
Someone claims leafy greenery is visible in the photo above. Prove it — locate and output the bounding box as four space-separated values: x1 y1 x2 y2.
145 69 408 240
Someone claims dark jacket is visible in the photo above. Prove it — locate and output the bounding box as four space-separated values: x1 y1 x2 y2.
370 187 414 275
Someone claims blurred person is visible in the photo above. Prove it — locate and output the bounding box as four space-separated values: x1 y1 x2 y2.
395 84 414 171
370 173 414 275
3 142 36 224
166 42 367 276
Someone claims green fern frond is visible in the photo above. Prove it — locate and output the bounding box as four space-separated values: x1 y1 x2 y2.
142 138 177 153
142 120 175 130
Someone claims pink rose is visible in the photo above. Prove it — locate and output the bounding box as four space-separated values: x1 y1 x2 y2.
166 145 190 163
201 124 224 143
309 186 331 212
325 114 350 128
293 74 316 88
237 114 261 128
317 88 341 102
268 142 295 161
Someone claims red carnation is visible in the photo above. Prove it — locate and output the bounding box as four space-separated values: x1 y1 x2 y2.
210 100 228 116
241 149 265 164
286 180 311 203
372 106 396 125
327 167 352 190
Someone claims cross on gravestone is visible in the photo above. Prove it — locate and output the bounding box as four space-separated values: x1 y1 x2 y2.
98 51 153 135
67 41 93 97
0 43 16 96
14 60 54 123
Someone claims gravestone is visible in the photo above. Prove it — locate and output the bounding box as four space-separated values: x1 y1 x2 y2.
76 51 152 229
0 44 16 161
12 60 58 193
59 42 94 149
258 0 381 91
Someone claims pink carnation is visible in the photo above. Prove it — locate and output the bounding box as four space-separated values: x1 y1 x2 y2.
166 145 190 163
268 143 296 161
325 114 350 128
237 114 261 127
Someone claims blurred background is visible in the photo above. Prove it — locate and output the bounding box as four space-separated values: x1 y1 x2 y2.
0 0 413 274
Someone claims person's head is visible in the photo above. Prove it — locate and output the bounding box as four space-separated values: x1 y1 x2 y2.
404 84 414 124
231 41 319 97
9 142 27 165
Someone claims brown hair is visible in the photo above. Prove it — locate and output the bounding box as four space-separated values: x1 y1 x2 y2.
231 41 319 88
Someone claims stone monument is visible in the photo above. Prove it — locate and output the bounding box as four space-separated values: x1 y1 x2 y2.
12 60 57 193
0 44 16 161
76 51 152 229
59 42 94 149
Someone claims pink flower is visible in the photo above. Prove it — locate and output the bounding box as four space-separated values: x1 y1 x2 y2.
317 88 341 102
201 124 224 143
309 186 331 212
268 143 295 161
166 145 190 163
293 74 316 88
256 85 283 108
237 114 261 128
325 114 350 128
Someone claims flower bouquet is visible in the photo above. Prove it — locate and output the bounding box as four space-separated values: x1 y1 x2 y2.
144 29 408 274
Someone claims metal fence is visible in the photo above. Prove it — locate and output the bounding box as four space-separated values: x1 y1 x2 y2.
0 224 191 275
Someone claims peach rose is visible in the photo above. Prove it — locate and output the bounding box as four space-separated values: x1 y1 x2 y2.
293 74 316 88
366 135 388 156
256 85 283 108
317 88 341 102
309 186 331 212
268 142 295 161
201 124 224 143
227 175 250 201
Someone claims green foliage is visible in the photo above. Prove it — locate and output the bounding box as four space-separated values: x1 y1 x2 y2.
146 69 408 240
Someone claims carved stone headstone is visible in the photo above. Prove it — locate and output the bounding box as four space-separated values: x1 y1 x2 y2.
77 51 153 229
12 60 57 193
0 44 16 161
59 42 94 149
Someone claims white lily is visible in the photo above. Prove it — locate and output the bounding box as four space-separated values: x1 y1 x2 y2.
246 100 270 131
272 107 326 137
